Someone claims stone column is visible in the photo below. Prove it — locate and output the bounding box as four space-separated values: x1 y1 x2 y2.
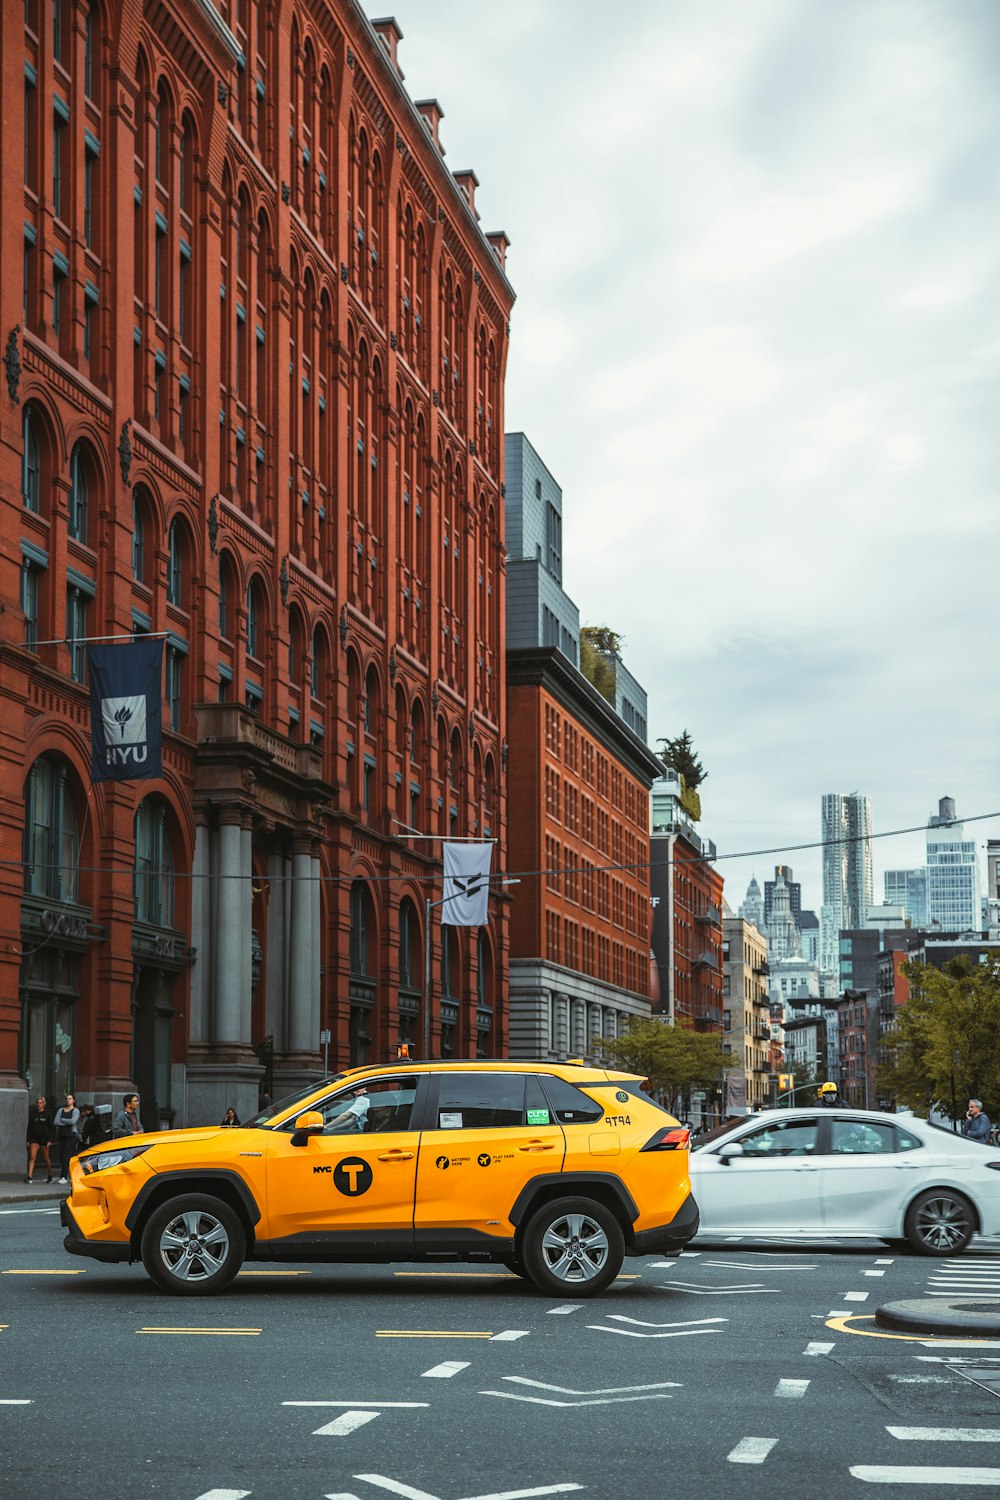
189 824 209 1046
215 812 244 1045
240 823 253 1045
311 852 322 1047
287 847 314 1053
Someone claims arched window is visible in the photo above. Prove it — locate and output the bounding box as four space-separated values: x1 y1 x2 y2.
288 608 304 686
155 83 169 185
398 897 421 1050
180 114 195 216
22 406 40 512
134 796 175 927
68 442 89 543
218 552 235 637
132 488 151 584
23 755 79 902
310 627 326 701
349 878 376 1066
167 518 183 605
246 577 262 658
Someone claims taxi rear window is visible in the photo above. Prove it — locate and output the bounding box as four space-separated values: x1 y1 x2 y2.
592 1079 672 1114
537 1075 604 1124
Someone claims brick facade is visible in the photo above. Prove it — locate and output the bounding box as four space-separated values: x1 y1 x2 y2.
506 647 662 1060
0 1 513 1166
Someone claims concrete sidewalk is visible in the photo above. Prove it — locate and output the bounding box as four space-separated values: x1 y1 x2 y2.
0 1179 70 1206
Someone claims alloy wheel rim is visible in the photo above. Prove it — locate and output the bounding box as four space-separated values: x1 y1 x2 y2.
540 1212 609 1283
159 1209 230 1281
915 1196 971 1251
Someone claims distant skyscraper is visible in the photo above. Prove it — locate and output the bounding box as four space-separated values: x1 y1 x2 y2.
764 865 802 930
820 792 873 974
884 869 928 928
926 797 981 933
740 876 764 931
768 874 802 959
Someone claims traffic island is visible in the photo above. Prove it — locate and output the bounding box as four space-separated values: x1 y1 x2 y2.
876 1297 1000 1337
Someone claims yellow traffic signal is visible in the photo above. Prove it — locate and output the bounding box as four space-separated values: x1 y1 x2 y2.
778 1073 794 1092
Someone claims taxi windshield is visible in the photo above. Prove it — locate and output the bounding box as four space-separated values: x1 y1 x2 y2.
245 1078 345 1128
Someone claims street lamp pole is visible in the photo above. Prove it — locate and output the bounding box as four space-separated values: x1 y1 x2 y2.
422 877 520 1061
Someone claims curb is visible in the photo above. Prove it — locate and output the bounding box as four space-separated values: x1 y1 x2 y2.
876 1297 1000 1337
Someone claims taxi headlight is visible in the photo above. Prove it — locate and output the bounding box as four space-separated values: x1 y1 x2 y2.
80 1144 153 1176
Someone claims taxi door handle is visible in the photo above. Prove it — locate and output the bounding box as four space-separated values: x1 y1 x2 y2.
519 1142 556 1152
377 1150 415 1162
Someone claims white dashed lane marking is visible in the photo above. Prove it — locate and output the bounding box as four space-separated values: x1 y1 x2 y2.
727 1438 778 1464
774 1379 809 1398
491 1330 530 1342
843 1291 869 1302
852 1467 1000 1486
804 1342 834 1356
421 1361 469 1379
863 1270 885 1277
547 1305 583 1316
888 1427 1000 1442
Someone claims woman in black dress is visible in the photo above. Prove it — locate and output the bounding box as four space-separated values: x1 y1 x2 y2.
25 1096 53 1183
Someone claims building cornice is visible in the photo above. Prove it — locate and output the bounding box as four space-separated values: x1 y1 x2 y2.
506 646 663 785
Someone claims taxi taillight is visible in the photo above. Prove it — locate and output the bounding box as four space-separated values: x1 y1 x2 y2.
641 1127 690 1152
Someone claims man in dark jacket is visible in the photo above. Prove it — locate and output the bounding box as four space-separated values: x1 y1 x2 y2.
112 1094 143 1138
961 1098 991 1143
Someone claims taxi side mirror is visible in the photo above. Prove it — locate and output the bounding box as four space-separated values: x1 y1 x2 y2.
291 1111 325 1147
717 1141 745 1166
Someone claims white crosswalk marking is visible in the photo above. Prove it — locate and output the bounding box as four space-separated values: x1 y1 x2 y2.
727 1438 778 1464
888 1427 1000 1442
422 1361 469 1378
852 1466 1000 1486
774 1379 809 1398
804 1342 834 1356
194 1491 252 1500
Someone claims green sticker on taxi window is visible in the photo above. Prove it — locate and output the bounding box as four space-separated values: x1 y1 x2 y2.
527 1108 550 1125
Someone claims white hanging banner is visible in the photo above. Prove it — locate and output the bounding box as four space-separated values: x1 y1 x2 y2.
441 842 494 926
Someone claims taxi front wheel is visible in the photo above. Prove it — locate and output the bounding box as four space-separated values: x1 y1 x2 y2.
141 1193 246 1295
520 1196 624 1296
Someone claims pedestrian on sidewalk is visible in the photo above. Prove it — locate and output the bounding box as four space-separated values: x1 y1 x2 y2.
220 1107 240 1127
53 1094 81 1182
112 1093 143 1138
81 1103 112 1150
961 1098 991 1143
24 1096 53 1183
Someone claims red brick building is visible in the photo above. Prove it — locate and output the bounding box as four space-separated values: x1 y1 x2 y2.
506 649 663 1059
650 774 725 1034
0 1 513 1166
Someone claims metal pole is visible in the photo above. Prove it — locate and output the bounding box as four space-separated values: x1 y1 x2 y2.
424 897 432 1061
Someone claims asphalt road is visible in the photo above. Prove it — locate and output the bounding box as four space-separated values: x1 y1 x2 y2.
3 1209 1000 1499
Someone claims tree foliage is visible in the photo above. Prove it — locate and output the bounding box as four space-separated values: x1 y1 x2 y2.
579 626 623 708
657 730 707 791
593 1018 734 1117
879 958 1000 1121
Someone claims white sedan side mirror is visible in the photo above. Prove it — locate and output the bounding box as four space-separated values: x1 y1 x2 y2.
717 1141 745 1165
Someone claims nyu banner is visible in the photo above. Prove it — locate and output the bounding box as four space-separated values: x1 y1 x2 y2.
441 842 493 926
88 638 164 783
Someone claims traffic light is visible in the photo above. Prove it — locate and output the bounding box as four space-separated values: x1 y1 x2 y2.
778 1072 794 1092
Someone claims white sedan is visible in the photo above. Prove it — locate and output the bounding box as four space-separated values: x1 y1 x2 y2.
689 1107 1000 1255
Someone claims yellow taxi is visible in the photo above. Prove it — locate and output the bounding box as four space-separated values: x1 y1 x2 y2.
61 1061 698 1297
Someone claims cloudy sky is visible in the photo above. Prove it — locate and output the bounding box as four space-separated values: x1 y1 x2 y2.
365 0 1000 912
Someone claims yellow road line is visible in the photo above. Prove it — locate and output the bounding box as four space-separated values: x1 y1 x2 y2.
137 1327 262 1336
2 1268 85 1275
394 1271 513 1279
825 1313 993 1346
376 1330 494 1338
236 1269 310 1276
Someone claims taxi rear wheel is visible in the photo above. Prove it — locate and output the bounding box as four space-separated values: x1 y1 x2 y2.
520 1196 624 1295
141 1193 245 1295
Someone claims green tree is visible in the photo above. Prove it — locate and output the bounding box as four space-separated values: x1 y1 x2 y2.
879 957 1000 1121
656 730 707 790
579 625 622 707
593 1017 734 1117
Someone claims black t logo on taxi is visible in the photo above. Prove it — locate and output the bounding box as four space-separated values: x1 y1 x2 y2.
334 1156 373 1196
